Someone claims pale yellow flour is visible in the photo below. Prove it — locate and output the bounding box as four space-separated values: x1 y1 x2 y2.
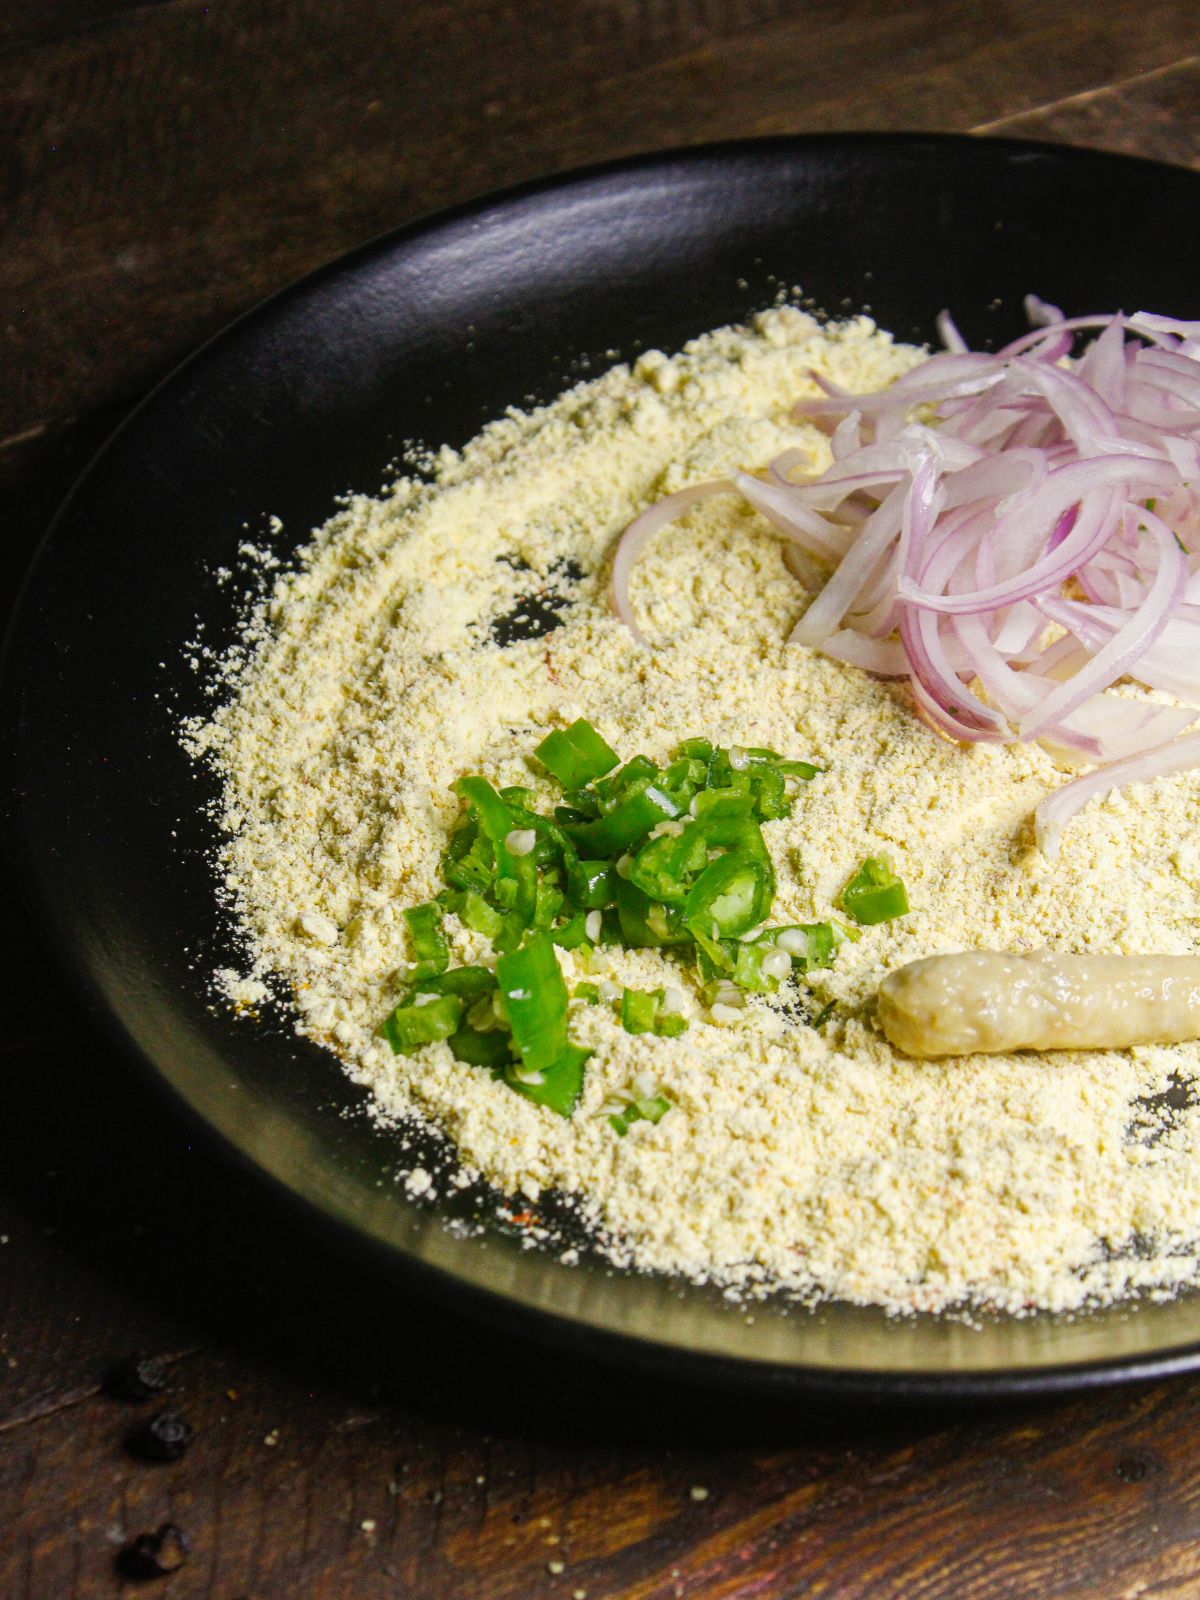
189 307 1200 1315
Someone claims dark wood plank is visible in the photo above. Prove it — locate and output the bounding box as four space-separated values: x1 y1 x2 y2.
1 0 1197 440
0 2 176 54
979 54 1200 169
6 1343 1200 1598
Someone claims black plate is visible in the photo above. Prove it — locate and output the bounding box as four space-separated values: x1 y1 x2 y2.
8 134 1200 1400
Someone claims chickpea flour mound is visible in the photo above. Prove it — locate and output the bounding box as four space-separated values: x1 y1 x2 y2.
188 307 1200 1317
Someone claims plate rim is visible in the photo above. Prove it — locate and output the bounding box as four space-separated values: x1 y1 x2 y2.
9 129 1200 1400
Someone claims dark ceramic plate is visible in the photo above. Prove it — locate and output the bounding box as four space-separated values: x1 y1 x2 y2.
8 134 1200 1400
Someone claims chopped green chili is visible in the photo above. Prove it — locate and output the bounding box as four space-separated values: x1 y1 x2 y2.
448 1023 514 1070
550 910 593 950
534 717 620 789
458 889 504 939
685 853 773 940
840 856 910 926
615 878 690 947
495 932 572 1074
731 941 783 993
387 725 861 1116
566 858 617 909
506 1041 591 1117
400 965 496 1001
559 785 602 819
628 823 707 904
565 783 682 857
403 903 449 978
382 993 464 1055
609 1093 672 1136
452 775 514 842
620 987 688 1036
621 987 661 1035
595 753 657 811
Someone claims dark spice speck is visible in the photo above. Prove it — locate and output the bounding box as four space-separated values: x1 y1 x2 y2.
105 1352 169 1402
127 1411 193 1462
117 1522 189 1579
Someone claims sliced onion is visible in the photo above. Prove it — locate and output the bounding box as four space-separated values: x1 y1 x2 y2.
1036 727 1200 857
611 480 733 643
610 304 1200 853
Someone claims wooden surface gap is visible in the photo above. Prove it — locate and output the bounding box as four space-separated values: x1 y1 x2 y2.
974 51 1200 131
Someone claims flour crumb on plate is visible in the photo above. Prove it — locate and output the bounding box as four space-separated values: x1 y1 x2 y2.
186 306 1200 1317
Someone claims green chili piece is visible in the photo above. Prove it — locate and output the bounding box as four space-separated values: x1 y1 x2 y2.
448 1024 514 1070
673 737 713 762
732 747 822 779
706 750 753 793
616 988 689 1037
534 718 620 789
615 878 690 947
689 789 755 824
504 804 579 863
748 765 790 821
499 785 539 809
443 818 478 863
621 987 663 1035
551 911 592 950
566 858 617 910
381 993 464 1055
609 1093 671 1136
595 754 658 812
693 927 735 973
628 823 707 905
458 889 504 939
661 756 708 803
401 965 496 1001
533 879 564 929
495 932 571 1072
840 856 910 926
452 775 514 842
693 810 772 867
731 941 782 993
685 853 772 940
441 830 496 894
491 850 538 941
566 784 683 857
776 759 822 779
573 981 602 1003
760 923 837 971
560 786 602 819
507 1042 591 1117
403 903 449 978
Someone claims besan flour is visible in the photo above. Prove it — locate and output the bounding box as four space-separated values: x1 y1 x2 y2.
187 307 1200 1315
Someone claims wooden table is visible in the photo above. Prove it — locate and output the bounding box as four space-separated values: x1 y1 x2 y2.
3 4 1200 1594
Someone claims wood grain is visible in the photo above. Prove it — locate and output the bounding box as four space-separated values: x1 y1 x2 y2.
5 3 1200 1595
7 1338 1200 1597
2 0 1198 442
981 54 1200 168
